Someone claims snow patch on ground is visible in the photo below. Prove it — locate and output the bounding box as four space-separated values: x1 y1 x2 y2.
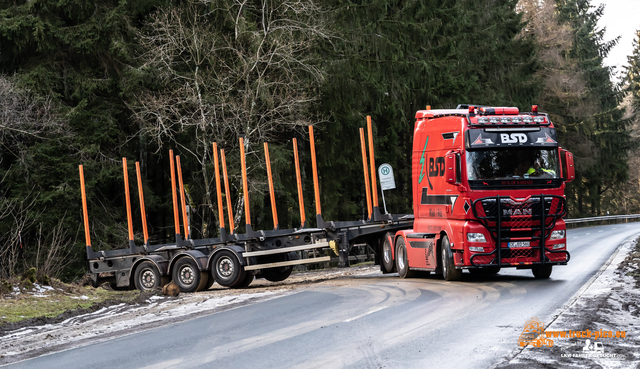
0 289 287 360
497 235 640 368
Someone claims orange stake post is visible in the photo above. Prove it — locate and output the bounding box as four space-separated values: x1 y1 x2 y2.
175 156 190 239
264 142 279 229
221 149 235 234
239 137 251 227
79 165 91 247
359 128 373 219
367 116 379 208
122 158 135 243
309 126 322 217
212 143 225 232
135 162 149 245
293 138 306 228
169 150 181 238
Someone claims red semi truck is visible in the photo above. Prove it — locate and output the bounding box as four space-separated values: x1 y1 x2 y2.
381 104 574 280
82 104 573 291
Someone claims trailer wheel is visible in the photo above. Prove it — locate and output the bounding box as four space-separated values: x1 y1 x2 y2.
441 235 462 281
134 261 161 291
204 275 215 290
382 232 395 273
532 265 552 279
232 273 254 289
212 250 246 288
173 257 206 293
262 267 293 282
395 237 415 278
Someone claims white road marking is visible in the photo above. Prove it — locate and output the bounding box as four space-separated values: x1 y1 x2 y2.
598 230 603 232
344 306 388 322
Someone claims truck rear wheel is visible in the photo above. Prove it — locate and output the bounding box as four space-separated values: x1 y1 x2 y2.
382 232 395 273
532 265 552 279
441 235 462 281
134 261 161 291
395 237 415 278
173 257 208 293
212 249 247 288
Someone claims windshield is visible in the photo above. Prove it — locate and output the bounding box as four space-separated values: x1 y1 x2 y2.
466 149 559 180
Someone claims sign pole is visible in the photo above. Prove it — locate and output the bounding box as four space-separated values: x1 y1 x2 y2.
381 188 388 214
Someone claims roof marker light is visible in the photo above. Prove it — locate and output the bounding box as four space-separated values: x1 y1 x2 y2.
501 117 511 124
478 117 489 124
533 116 545 123
469 106 475 114
489 117 500 124
523 117 533 123
532 105 538 114
512 117 522 123
427 105 431 110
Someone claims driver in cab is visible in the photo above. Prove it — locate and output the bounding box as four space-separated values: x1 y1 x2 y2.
514 159 555 178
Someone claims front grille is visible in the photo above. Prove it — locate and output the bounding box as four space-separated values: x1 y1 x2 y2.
470 195 570 267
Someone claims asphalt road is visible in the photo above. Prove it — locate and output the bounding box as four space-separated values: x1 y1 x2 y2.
6 222 640 369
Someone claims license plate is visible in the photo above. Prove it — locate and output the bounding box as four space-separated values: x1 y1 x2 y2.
508 241 530 248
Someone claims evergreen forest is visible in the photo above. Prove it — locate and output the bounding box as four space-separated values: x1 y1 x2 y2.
1 0 639 281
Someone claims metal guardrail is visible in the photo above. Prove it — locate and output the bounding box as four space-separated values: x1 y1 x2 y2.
565 214 640 227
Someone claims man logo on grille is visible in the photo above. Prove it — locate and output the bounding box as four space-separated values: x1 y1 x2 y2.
503 208 532 216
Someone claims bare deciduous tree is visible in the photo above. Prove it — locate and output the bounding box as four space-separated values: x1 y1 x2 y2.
131 0 332 232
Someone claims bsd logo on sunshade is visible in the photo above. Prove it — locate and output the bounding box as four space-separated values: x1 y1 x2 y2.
500 133 528 144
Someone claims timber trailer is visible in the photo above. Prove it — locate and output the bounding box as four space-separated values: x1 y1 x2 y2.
81 119 414 292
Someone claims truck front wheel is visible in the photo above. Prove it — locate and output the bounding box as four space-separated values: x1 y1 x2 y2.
173 257 208 293
395 237 415 278
441 235 462 281
532 265 552 279
134 261 161 291
212 250 247 288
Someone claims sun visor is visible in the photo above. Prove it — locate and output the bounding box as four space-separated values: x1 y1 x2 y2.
466 127 558 149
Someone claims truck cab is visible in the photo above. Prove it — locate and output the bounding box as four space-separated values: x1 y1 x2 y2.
386 105 574 280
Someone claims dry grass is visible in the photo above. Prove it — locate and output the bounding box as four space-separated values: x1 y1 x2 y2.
0 278 139 325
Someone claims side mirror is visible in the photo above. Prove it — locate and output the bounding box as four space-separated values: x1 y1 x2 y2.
445 151 459 184
561 149 575 182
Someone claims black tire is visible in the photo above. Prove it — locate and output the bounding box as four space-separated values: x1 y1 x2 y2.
532 265 553 279
134 261 161 291
261 251 296 282
263 267 293 282
382 232 396 273
173 257 206 293
441 235 462 281
469 267 501 276
232 273 254 289
204 274 215 290
395 237 416 278
212 249 247 288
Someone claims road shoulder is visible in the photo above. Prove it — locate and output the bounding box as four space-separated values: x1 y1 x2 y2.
496 233 640 368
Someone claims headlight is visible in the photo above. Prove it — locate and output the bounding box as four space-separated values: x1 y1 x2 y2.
550 230 565 240
552 243 565 250
467 233 487 242
469 246 485 252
